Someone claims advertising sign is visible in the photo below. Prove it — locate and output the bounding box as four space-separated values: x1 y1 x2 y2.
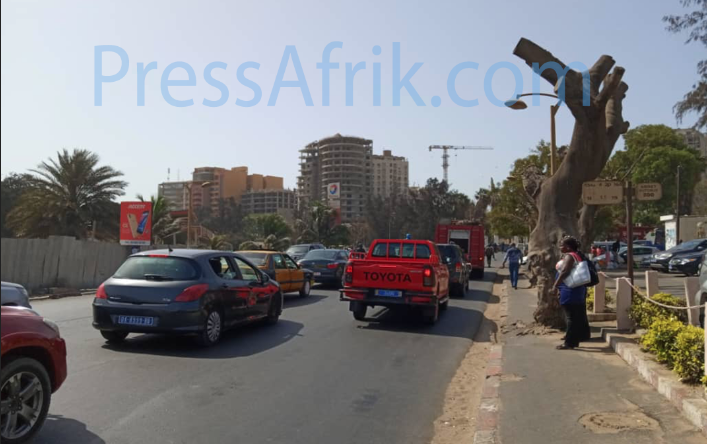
582 181 623 205
635 183 662 201
120 201 152 246
327 182 341 209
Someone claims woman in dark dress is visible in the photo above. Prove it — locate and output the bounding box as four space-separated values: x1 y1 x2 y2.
552 236 591 350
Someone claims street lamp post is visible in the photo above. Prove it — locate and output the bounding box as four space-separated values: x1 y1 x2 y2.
505 93 561 176
186 181 212 247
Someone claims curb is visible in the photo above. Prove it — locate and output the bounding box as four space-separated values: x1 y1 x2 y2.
29 291 96 301
473 344 502 444
601 328 707 437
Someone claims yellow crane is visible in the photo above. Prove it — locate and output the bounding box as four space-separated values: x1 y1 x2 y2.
428 145 494 183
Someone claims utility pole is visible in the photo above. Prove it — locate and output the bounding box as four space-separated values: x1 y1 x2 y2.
676 165 682 245
625 181 634 284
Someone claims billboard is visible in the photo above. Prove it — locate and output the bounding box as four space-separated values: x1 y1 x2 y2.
120 201 152 246
327 182 341 209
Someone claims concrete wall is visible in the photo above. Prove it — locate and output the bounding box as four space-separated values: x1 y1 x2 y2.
1 236 130 292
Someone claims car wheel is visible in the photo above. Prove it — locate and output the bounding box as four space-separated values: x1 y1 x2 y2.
352 303 367 321
197 308 222 347
266 293 282 325
439 299 449 311
299 280 311 298
100 330 129 343
422 304 439 325
0 357 52 444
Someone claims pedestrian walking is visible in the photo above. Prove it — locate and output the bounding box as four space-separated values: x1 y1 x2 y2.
485 245 495 267
552 236 590 350
501 243 523 289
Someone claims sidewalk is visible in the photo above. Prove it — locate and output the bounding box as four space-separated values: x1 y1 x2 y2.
494 269 705 444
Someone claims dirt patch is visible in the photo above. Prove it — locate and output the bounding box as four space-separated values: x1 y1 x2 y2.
430 282 505 444
578 411 660 434
501 320 562 336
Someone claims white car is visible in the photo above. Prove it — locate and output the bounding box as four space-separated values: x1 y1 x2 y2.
1 281 32 308
618 246 659 265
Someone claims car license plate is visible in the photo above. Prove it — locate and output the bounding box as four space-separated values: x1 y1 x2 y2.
375 289 401 297
314 272 321 276
117 315 155 326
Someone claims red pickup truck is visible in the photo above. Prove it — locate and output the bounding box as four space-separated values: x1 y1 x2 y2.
340 239 450 324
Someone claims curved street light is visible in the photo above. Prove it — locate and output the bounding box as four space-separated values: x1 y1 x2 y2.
505 93 561 175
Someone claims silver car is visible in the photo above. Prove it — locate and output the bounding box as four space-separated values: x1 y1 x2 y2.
1 281 32 308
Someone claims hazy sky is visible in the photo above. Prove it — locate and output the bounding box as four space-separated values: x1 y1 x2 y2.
1 0 701 200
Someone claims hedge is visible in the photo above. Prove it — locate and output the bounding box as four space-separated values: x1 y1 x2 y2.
629 292 687 330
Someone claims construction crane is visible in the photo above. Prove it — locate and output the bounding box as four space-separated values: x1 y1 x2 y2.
428 145 494 183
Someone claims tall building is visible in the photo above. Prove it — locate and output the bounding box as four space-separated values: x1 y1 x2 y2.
158 181 190 211
298 134 373 222
241 189 296 222
675 128 707 158
373 149 409 198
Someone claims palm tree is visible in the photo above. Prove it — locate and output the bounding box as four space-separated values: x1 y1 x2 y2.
201 233 234 250
137 194 179 244
8 149 126 239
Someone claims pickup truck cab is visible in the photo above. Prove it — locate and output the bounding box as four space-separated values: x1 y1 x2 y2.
340 239 450 324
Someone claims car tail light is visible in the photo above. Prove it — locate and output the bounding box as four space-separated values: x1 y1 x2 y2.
345 263 354 283
455 263 462 273
175 284 209 302
96 283 107 299
423 266 434 287
411 296 432 304
149 254 170 258
327 263 339 269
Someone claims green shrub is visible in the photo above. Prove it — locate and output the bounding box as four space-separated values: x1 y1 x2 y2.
585 287 614 312
672 325 705 384
640 318 684 365
629 293 687 329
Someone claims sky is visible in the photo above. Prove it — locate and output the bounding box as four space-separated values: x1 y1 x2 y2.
0 0 702 201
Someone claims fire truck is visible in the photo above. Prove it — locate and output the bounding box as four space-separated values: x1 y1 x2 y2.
434 221 485 279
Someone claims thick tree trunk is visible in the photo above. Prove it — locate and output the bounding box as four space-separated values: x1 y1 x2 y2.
578 204 597 253
514 38 629 328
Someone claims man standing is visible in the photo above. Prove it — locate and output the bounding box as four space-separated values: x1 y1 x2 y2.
485 245 495 267
502 243 523 289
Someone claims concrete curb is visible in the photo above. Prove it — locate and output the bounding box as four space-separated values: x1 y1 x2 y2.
29 291 96 301
601 328 707 437
473 344 502 444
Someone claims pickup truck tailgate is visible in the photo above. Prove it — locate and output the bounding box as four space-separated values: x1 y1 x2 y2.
352 261 427 290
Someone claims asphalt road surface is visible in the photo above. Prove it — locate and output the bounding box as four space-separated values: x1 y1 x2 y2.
30 272 495 444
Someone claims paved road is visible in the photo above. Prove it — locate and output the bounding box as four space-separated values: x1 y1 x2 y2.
601 268 690 298
30 273 495 444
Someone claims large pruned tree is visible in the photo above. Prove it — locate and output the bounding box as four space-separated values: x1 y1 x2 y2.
513 38 630 327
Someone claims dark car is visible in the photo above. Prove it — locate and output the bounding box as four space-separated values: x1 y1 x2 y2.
437 243 470 297
650 238 707 272
286 244 325 262
1 306 67 444
669 250 704 276
297 249 350 287
92 249 283 347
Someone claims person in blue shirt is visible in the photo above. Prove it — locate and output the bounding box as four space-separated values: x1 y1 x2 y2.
501 243 523 289
552 236 590 350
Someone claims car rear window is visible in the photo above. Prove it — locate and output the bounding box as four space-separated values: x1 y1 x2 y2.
240 252 268 266
437 245 459 261
288 246 309 254
371 243 388 257
415 244 432 259
304 250 340 260
113 256 200 281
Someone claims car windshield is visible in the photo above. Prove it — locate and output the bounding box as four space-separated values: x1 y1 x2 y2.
672 239 705 251
113 256 199 281
303 250 340 260
239 252 268 266
287 246 310 254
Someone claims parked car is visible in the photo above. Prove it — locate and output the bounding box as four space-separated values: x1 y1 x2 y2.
650 238 707 272
693 251 707 327
286 244 326 262
669 251 704 276
92 249 284 346
618 246 659 265
1 306 67 444
1 282 31 309
633 240 653 247
297 249 349 287
437 243 470 297
239 250 315 297
340 239 450 324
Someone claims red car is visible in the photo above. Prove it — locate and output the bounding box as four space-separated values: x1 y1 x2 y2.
1 306 67 444
340 239 450 324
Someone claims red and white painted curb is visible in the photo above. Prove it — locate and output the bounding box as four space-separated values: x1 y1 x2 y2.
473 344 502 444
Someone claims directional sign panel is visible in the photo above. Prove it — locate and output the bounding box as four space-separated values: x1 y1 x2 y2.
582 181 623 205
635 183 662 201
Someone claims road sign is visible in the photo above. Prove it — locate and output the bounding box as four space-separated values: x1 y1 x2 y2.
635 183 662 201
120 202 152 246
582 181 623 205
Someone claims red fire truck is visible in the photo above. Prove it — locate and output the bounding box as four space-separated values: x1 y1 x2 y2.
434 221 485 279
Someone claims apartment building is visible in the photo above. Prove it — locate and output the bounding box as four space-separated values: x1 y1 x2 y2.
298 134 373 222
240 189 296 222
675 128 707 159
157 181 190 211
373 149 409 198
